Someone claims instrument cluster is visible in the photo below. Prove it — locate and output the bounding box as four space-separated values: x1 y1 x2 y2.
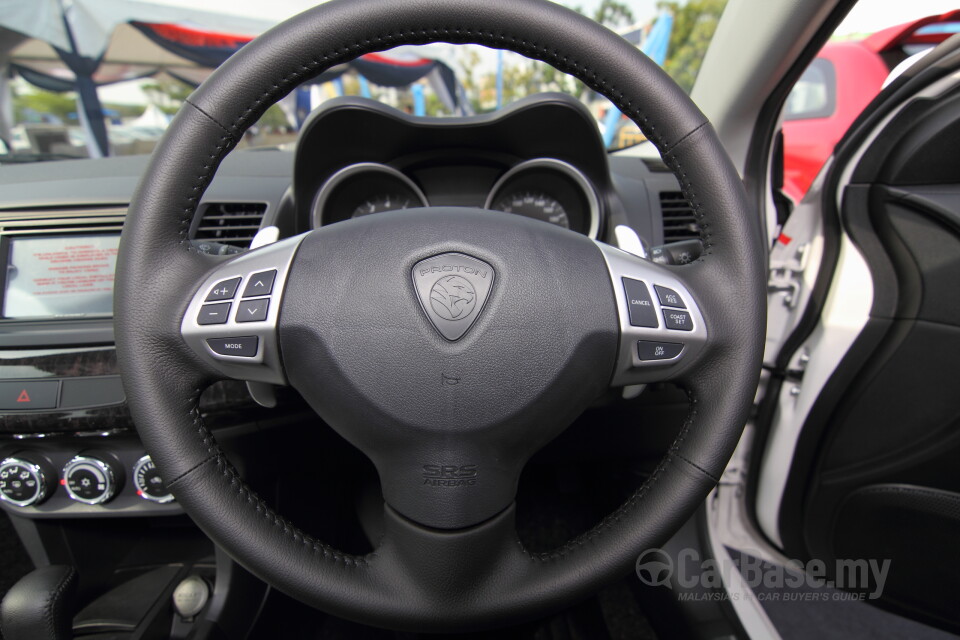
311 157 600 237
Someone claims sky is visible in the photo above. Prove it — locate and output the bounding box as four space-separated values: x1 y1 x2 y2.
94 0 960 105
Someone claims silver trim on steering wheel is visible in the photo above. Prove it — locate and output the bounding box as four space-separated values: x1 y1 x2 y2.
181 234 307 385
593 240 708 386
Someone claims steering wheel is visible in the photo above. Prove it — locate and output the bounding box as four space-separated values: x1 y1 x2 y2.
115 0 765 631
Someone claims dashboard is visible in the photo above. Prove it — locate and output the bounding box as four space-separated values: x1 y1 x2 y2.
0 93 692 520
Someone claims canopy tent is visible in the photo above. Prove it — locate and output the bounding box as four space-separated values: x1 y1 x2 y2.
126 22 463 120
0 0 271 156
0 0 465 156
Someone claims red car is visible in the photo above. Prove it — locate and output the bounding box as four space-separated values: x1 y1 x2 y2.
782 10 960 202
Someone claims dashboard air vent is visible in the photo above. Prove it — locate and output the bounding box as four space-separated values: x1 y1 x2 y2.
192 202 267 250
659 191 700 243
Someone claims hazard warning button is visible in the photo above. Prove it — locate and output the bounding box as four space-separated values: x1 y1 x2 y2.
0 380 59 410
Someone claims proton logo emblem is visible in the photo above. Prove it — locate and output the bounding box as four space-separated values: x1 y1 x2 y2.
430 275 476 320
412 253 495 341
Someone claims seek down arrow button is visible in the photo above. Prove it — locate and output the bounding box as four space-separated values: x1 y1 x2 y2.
236 299 269 322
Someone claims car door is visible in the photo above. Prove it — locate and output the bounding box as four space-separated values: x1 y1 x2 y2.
752 30 960 636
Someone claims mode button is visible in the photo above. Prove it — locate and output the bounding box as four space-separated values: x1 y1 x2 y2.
206 336 259 358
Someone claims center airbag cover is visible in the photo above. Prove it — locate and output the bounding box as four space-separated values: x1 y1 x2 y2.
412 253 495 341
278 208 618 528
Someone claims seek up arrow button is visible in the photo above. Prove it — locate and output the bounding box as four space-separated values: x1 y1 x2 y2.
242 270 276 297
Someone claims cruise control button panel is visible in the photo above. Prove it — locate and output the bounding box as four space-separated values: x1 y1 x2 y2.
594 241 708 385
622 278 658 328
181 235 305 385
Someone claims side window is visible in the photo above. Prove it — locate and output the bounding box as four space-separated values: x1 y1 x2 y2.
780 4 960 203
784 59 836 121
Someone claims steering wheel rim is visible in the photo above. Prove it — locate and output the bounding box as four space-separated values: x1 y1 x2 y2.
114 0 766 631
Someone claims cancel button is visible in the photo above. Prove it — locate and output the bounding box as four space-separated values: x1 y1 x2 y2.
206 336 259 358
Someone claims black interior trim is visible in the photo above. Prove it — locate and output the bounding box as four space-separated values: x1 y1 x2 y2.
776 38 960 559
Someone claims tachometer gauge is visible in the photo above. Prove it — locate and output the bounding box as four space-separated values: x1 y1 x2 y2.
491 191 571 229
312 163 428 227
352 194 423 218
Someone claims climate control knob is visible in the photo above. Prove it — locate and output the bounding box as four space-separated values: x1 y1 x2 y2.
63 456 117 505
0 457 51 507
133 456 174 503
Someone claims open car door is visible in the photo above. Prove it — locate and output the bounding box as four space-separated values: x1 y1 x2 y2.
753 31 960 636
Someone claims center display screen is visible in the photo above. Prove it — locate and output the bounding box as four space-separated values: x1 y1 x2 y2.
2 234 120 319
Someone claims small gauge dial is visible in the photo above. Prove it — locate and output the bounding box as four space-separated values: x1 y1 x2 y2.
352 194 422 218
491 191 571 229
63 456 116 505
0 457 49 507
133 456 174 503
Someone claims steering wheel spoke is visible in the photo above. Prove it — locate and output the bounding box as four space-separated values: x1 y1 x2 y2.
180 234 306 385
594 241 709 386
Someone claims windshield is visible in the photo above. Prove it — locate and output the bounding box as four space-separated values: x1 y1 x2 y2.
0 0 727 162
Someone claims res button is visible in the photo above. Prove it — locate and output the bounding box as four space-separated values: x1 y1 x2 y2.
622 278 658 328
654 285 685 309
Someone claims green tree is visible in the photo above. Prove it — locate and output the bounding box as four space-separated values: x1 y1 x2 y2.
591 0 635 28
658 0 727 92
141 77 194 115
13 90 77 123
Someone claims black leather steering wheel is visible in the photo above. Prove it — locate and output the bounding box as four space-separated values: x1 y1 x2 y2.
115 0 765 632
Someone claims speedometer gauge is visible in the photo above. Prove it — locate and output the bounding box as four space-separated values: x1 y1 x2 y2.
484 158 600 236
491 191 571 229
